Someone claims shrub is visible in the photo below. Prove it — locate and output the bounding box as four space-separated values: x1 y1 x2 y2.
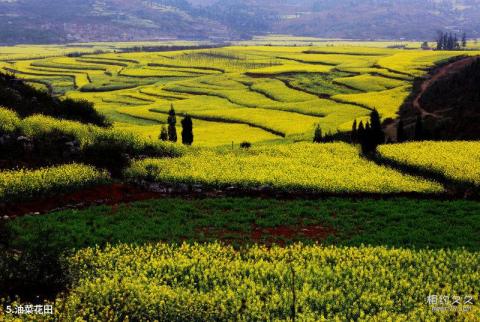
240 141 252 149
0 73 110 127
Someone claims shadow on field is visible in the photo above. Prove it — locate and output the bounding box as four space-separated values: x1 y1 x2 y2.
367 152 479 199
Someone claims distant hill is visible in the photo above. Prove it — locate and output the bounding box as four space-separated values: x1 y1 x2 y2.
1 0 480 44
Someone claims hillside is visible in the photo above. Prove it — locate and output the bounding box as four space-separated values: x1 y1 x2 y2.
1 0 480 44
398 56 480 140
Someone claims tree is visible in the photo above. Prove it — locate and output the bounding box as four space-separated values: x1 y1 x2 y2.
357 121 365 143
436 32 443 50
313 124 323 143
454 34 460 49
351 119 357 143
181 114 193 145
414 115 424 141
167 104 177 142
396 120 406 143
421 41 430 50
369 109 384 146
159 125 168 141
462 32 467 48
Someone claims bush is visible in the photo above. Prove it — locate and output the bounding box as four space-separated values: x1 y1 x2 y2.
0 108 184 172
240 141 252 149
0 73 110 127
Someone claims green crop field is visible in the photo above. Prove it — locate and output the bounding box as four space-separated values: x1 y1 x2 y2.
3 43 479 146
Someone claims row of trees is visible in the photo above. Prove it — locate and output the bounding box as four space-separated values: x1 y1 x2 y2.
159 105 193 145
314 109 384 153
313 109 429 152
435 32 467 50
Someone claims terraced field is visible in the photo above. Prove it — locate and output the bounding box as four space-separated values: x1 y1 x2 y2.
3 44 479 146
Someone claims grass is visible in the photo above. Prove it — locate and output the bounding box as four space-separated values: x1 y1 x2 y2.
6 197 480 252
125 143 443 194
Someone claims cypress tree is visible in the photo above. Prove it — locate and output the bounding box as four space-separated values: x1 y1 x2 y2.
159 125 168 141
397 120 406 143
369 109 384 145
437 32 443 50
167 104 177 142
181 114 194 145
454 34 459 49
443 33 449 50
357 121 365 143
351 119 357 143
462 32 467 48
313 124 323 143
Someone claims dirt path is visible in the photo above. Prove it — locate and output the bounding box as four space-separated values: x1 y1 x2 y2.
0 184 163 219
413 56 477 117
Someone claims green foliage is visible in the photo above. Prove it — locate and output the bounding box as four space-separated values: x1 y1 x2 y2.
0 73 110 127
0 107 20 134
159 125 168 141
181 114 193 145
6 197 480 252
168 105 177 143
0 107 183 159
313 124 322 143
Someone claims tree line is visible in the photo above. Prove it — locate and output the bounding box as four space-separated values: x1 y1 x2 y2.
314 109 428 153
159 105 193 146
435 32 467 50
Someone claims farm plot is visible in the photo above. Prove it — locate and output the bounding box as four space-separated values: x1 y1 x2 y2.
3 44 476 146
26 242 478 321
125 143 443 194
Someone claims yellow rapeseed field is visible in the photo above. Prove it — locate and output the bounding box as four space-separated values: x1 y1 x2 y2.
9 242 476 321
378 142 480 186
125 143 443 194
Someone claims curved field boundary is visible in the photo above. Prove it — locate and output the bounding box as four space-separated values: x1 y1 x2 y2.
148 108 286 137
274 55 338 66
3 67 80 88
76 58 129 67
303 50 389 56
148 63 225 73
369 153 478 199
162 85 329 118
81 83 140 92
138 89 188 101
277 78 373 112
372 63 415 78
30 62 107 71
22 79 54 95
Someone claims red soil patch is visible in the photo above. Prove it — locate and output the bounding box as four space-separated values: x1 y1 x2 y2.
1 184 163 219
199 224 336 244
